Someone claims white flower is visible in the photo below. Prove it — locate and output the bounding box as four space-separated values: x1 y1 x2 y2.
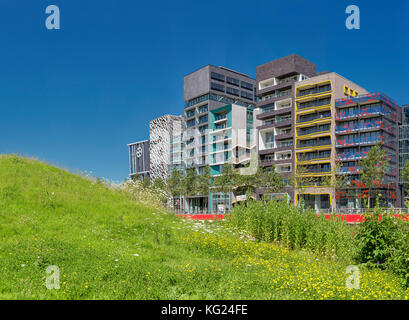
21 264 26 267
114 259 119 262
133 254 139 257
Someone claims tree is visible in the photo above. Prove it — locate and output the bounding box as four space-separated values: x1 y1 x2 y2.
401 159 409 192
213 163 237 194
197 165 211 212
167 168 183 212
360 143 389 208
213 163 238 213
258 165 285 195
197 165 211 196
181 167 197 213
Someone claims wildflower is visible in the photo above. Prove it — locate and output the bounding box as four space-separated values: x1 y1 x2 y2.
133 254 139 257
21 264 26 267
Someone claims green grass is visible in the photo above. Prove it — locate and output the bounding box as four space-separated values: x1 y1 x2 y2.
0 154 408 299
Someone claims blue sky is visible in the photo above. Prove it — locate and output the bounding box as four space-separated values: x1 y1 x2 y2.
0 0 408 181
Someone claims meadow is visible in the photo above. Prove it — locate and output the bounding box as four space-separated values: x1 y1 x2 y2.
0 154 408 299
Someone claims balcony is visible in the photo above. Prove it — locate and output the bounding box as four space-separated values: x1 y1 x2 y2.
297 125 330 137
297 138 331 149
297 166 331 175
259 90 292 103
335 121 396 136
297 151 331 162
335 122 382 134
296 83 331 98
336 137 380 148
297 96 331 111
214 114 227 121
297 112 331 125
338 166 361 175
334 105 391 121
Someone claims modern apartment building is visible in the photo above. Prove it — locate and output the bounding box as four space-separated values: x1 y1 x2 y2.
398 104 409 206
149 114 184 182
293 72 368 212
334 92 401 211
206 104 260 213
183 65 258 213
128 54 404 212
255 54 317 203
183 65 256 172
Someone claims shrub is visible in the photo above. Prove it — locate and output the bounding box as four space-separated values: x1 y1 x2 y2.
227 200 355 261
355 207 401 267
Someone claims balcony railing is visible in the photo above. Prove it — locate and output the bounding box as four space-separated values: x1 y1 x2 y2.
334 105 391 120
263 142 275 149
276 141 293 148
215 114 227 121
335 122 381 134
297 98 331 110
297 139 331 149
297 152 331 162
260 90 291 102
298 167 331 174
298 125 330 136
297 113 331 124
336 137 380 147
337 166 361 174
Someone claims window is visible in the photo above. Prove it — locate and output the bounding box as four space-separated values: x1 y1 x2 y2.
211 82 225 92
198 105 208 114
241 81 253 91
211 72 225 82
241 91 253 100
186 109 195 118
226 87 239 96
226 76 239 86
198 115 208 124
187 119 195 127
199 125 208 134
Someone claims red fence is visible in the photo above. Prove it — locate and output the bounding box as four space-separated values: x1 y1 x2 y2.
176 214 409 223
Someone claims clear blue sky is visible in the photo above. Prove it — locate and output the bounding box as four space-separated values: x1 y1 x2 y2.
0 0 408 182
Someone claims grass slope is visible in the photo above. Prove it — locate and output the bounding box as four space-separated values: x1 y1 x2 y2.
0 155 408 300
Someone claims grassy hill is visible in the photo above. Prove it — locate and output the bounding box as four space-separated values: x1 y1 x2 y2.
0 155 408 300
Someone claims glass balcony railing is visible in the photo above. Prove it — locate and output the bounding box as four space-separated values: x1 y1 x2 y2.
297 139 331 149
260 106 275 114
338 166 361 174
335 105 391 120
263 142 275 149
298 125 330 136
275 117 292 123
215 114 227 121
336 137 380 147
297 98 331 110
277 141 293 148
335 122 381 134
297 84 331 97
298 166 331 174
297 113 331 124
260 90 291 102
297 152 331 162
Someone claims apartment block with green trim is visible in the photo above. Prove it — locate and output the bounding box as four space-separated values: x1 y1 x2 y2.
207 104 260 213
183 65 257 214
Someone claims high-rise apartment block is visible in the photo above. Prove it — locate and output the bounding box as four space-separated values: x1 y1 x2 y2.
128 54 404 212
255 55 317 203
